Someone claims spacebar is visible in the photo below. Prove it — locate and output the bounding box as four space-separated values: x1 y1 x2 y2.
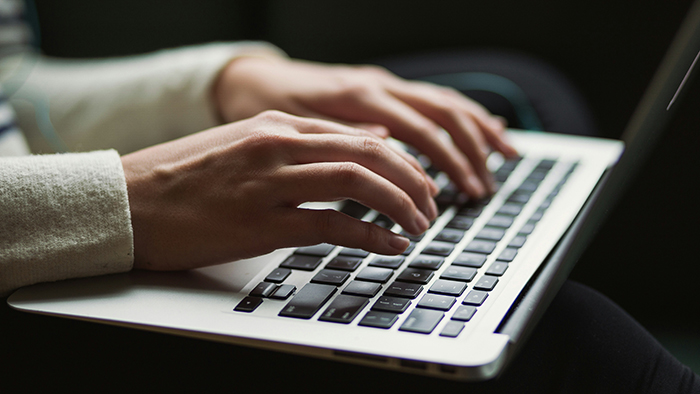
279 283 337 319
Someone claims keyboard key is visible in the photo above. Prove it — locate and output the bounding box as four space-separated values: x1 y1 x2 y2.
372 296 411 313
440 266 477 282
440 321 465 338
434 228 465 243
537 159 557 169
507 192 531 204
486 261 509 276
265 268 291 283
497 248 518 262
250 282 277 297
463 240 497 255
530 209 545 221
325 256 363 271
369 255 405 269
453 252 487 268
355 266 394 283
475 227 506 241
295 243 335 257
508 235 527 248
400 309 444 334
435 188 458 207
451 305 477 321
463 290 489 306
540 198 552 209
319 295 369 324
422 241 455 256
401 242 416 256
234 296 263 312
279 283 337 319
429 279 467 296
373 214 395 229
280 254 323 271
359 311 398 329
340 200 370 219
409 255 445 270
342 281 382 297
311 269 350 286
337 248 370 258
497 203 523 216
459 205 483 217
519 222 536 235
384 281 424 299
474 276 499 291
446 216 474 230
487 215 514 228
418 294 456 311
396 268 435 284
517 180 540 193
527 169 548 182
270 284 296 300
400 230 425 242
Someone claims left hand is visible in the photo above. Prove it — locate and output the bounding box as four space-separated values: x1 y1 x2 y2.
213 57 518 198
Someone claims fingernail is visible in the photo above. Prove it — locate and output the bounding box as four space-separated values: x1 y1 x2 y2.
415 211 430 233
427 176 439 196
494 116 508 128
389 234 410 252
427 198 438 220
467 175 486 198
482 172 496 194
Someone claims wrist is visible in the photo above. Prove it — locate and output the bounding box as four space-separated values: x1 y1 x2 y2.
213 54 283 124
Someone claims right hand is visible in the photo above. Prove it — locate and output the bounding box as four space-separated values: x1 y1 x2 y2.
121 110 439 271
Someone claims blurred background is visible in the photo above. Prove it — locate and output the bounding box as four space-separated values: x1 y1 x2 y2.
31 0 700 371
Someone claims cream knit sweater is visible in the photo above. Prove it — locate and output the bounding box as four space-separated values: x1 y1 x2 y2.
0 42 284 296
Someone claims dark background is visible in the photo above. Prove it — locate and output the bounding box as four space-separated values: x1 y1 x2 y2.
3 0 699 390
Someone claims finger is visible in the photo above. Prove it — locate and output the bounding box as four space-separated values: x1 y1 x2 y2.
287 134 438 219
289 108 439 196
272 109 385 140
386 143 439 196
276 162 431 235
270 113 438 199
320 88 488 198
293 106 392 138
387 80 519 158
281 208 410 255
302 115 439 195
382 83 498 191
444 90 518 157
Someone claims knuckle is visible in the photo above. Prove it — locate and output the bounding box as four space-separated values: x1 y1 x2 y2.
357 136 385 160
358 64 391 76
334 162 365 186
335 79 376 103
413 173 430 194
440 85 462 97
254 109 289 122
433 102 461 124
396 191 415 214
241 130 298 158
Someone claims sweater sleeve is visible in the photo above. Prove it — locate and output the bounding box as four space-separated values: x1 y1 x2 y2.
0 150 132 296
0 41 285 296
8 41 285 155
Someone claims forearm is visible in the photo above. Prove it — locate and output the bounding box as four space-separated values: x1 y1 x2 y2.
8 42 284 154
0 150 133 296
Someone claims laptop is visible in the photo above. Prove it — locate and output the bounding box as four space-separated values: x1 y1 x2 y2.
7 0 700 381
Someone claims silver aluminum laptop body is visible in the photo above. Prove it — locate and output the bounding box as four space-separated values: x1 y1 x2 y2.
8 0 700 381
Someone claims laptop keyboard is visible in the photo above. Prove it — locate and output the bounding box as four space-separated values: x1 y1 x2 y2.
235 157 577 338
